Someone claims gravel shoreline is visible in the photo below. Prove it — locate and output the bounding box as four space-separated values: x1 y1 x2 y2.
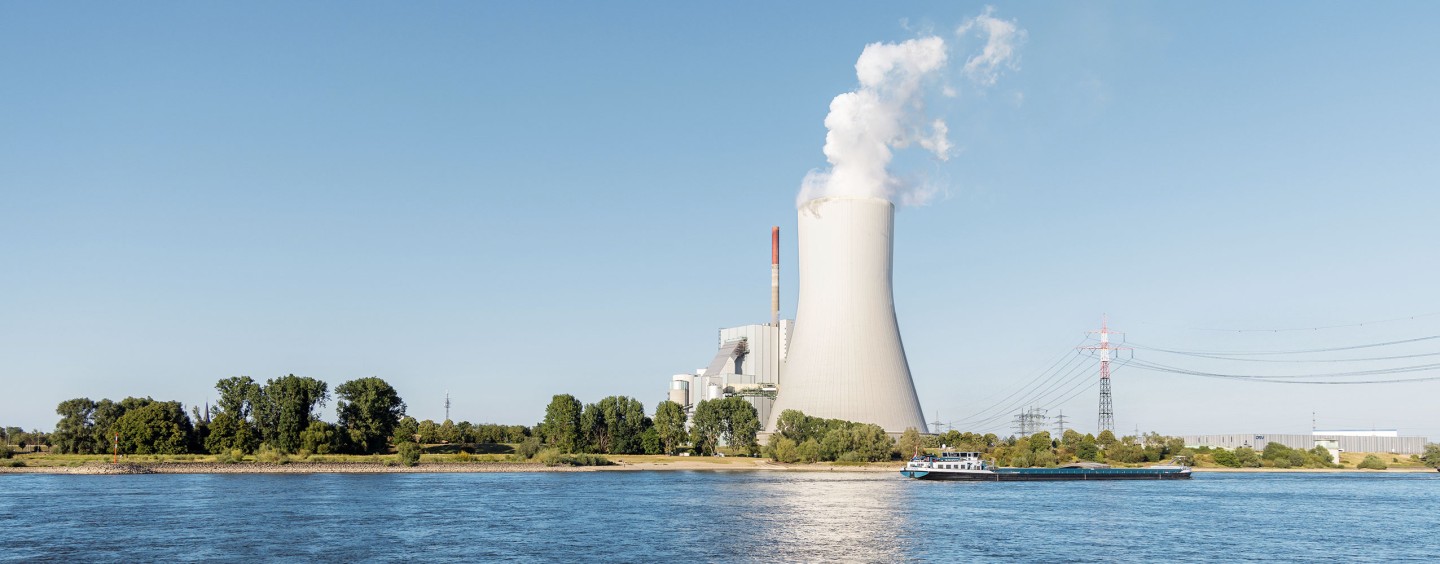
0 461 592 475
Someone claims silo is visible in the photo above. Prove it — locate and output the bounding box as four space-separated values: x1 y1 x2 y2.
767 196 928 433
668 375 690 406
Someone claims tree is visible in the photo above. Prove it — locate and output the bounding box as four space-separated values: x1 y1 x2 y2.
206 377 261 454
768 436 800 463
541 394 583 453
1422 443 1440 469
897 427 923 459
1212 448 1240 468
115 401 193 454
255 375 329 454
690 398 760 456
205 411 258 454
334 377 406 454
1096 430 1118 449
1028 431 1053 453
53 398 98 454
393 416 419 444
689 400 723 456
299 421 340 455
653 401 687 454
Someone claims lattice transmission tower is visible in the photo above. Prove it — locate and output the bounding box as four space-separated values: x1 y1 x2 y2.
1080 316 1129 433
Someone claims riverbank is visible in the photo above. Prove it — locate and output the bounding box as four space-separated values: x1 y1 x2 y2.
3 458 1435 475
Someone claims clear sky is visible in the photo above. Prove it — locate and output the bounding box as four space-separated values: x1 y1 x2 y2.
3 2 1438 439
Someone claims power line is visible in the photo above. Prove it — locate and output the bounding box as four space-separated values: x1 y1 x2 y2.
1186 311 1440 333
1127 359 1440 384
1127 335 1440 357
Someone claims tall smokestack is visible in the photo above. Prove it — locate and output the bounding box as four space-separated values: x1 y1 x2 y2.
767 197 927 434
771 226 780 326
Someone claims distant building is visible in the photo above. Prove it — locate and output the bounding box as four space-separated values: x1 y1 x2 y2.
1183 431 1426 455
666 322 791 427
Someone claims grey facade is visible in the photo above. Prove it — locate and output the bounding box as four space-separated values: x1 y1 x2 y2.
1183 433 1427 455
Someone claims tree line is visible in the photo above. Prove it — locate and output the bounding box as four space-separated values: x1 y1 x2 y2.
46 375 410 456
533 395 761 457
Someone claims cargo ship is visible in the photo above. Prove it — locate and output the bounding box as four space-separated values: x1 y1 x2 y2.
900 451 1191 481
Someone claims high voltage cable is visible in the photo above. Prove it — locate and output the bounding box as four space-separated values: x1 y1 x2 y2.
1128 359 1440 379
947 352 1090 426
1127 359 1440 384
947 354 1096 429
1127 335 1440 357
946 351 1087 425
947 338 1084 415
1134 348 1440 363
1185 311 1440 333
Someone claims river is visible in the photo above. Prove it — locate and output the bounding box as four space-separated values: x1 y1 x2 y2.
2 471 1436 561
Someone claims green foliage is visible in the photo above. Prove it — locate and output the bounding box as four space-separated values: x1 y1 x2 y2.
653 400 688 455
1422 443 1440 469
254 375 329 454
639 426 662 455
897 427 923 458
1076 436 1101 462
769 410 893 462
515 437 543 460
53 398 98 454
299 421 340 455
797 439 821 463
0 445 11 459
255 444 289 464
397 442 422 467
1356 455 1388 470
767 435 800 463
393 416 419 444
579 396 650 454
541 394 584 453
1211 448 1239 467
535 449 614 467
334 377 406 454
689 398 761 456
115 400 194 455
1028 431 1053 453
204 412 259 455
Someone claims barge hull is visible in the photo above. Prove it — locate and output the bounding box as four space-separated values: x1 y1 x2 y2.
905 469 1191 481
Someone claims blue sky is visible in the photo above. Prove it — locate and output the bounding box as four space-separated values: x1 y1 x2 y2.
3 2 1438 438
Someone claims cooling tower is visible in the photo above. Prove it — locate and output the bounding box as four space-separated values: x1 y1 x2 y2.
768 196 928 434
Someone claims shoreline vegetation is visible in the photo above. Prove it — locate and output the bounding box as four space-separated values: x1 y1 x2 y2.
6 381 1439 475
2 452 1436 475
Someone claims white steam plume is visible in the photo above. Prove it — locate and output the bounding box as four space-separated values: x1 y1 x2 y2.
957 6 1026 86
798 9 1024 207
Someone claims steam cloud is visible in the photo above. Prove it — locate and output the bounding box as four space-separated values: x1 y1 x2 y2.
797 8 1025 207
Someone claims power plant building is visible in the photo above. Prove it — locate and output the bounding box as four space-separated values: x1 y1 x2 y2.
667 322 791 426
664 196 929 437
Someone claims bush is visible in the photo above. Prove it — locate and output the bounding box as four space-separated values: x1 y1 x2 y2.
0 445 12 460
453 451 473 463
1357 455 1387 470
255 444 288 464
534 448 612 467
6 460 25 468
397 442 422 467
515 437 542 460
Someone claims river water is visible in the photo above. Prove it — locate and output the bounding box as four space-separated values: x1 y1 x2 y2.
1 471 1436 562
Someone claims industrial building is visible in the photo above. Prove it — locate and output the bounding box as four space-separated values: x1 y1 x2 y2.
766 197 927 434
664 199 931 436
1183 430 1427 455
667 321 791 426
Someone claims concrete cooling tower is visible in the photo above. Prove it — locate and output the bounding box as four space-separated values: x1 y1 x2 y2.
768 196 928 434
